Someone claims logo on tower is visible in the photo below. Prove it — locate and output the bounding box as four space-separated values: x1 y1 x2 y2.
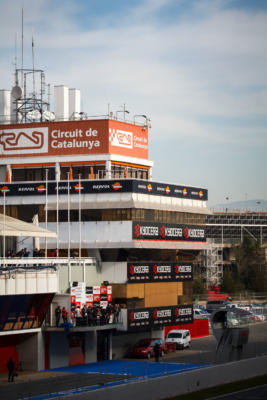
0 128 48 155
109 129 133 149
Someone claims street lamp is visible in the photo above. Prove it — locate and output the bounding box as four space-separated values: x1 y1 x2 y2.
134 114 147 124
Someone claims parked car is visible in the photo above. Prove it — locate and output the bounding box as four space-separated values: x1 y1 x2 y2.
206 300 230 313
130 338 166 359
165 329 191 350
194 308 210 318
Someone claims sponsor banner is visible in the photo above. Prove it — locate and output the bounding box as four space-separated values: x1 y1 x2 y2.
100 286 107 295
152 307 172 327
173 263 193 281
71 283 112 310
86 294 94 303
93 294 101 302
172 305 194 324
127 262 193 283
127 263 150 282
127 305 193 331
109 120 148 159
0 179 207 201
128 308 151 330
132 222 206 242
132 181 208 201
93 286 100 294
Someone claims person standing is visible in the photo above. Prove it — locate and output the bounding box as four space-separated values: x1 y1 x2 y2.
6 357 15 382
55 305 61 327
154 342 160 362
62 307 68 323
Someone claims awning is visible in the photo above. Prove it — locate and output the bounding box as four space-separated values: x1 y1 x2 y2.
0 214 57 238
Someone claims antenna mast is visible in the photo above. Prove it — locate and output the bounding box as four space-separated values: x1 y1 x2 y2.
21 8 24 87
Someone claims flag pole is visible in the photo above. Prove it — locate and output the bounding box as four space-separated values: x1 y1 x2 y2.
67 172 70 259
3 191 6 264
56 171 59 255
78 174 81 258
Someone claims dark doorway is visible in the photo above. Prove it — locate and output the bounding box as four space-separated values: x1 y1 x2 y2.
97 331 110 361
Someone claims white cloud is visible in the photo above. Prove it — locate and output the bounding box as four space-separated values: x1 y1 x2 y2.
0 0 266 203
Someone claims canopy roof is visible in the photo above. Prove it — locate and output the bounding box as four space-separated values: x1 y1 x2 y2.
0 214 57 238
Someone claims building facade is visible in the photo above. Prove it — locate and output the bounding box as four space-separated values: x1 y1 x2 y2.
0 82 209 369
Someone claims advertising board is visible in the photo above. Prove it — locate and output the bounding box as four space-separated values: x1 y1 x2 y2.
0 119 148 159
132 222 206 242
0 179 208 201
127 305 193 331
127 262 193 283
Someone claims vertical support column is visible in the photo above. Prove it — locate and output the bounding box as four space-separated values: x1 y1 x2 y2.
106 160 111 179
148 167 152 180
83 260 86 282
56 162 60 252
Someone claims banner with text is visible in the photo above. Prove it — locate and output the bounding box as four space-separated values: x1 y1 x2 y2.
127 262 193 283
132 222 206 242
127 305 193 331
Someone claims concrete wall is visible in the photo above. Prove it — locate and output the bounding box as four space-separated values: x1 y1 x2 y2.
18 334 39 371
49 331 69 369
73 355 267 400
85 331 97 363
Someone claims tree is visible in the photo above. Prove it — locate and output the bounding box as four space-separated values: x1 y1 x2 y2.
193 277 207 295
234 235 267 292
220 270 245 294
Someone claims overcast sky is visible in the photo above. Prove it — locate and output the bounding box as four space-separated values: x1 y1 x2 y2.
0 0 267 207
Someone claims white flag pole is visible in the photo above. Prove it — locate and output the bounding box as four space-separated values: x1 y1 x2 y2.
67 172 70 259
78 174 81 258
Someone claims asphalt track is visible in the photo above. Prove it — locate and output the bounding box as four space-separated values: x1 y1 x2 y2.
208 385 267 400
0 360 208 400
0 321 266 400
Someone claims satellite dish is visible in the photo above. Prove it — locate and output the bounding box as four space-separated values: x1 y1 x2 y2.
70 112 80 121
26 109 41 121
43 110 55 121
11 85 22 100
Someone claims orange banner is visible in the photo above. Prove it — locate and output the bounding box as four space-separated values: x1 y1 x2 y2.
0 119 149 160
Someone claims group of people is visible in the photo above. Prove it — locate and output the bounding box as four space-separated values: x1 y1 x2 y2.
55 303 121 328
5 248 44 258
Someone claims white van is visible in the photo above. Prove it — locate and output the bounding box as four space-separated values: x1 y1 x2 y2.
165 329 191 350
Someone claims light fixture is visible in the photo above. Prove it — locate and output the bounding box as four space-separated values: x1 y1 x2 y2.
116 109 130 120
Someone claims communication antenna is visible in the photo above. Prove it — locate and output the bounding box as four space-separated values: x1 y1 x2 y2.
43 110 55 121
32 32 36 108
21 8 24 87
26 109 41 121
11 85 22 100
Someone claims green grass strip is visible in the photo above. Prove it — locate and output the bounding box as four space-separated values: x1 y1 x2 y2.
166 374 267 400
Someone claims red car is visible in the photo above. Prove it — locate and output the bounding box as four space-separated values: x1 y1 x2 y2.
131 338 166 359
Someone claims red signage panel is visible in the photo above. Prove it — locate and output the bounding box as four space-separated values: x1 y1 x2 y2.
0 119 148 160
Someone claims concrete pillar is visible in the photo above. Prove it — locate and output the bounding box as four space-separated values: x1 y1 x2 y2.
85 331 97 363
106 161 111 179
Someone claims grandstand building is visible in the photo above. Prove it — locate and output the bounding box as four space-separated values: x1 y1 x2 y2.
205 211 267 288
0 71 209 370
